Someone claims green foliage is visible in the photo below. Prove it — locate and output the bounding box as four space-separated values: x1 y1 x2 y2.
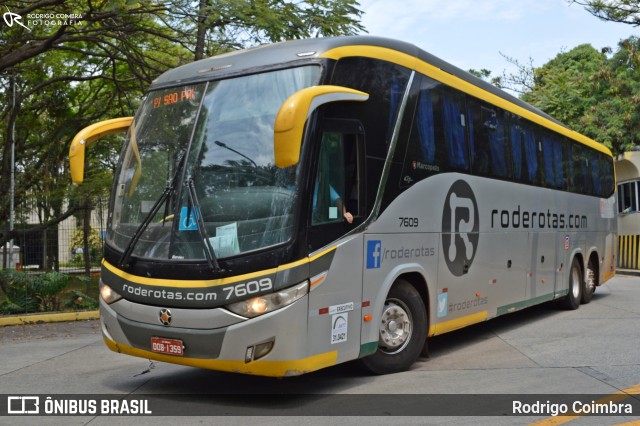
69 227 102 257
518 38 640 154
68 227 103 265
0 0 366 250
0 270 39 314
521 44 607 128
0 270 72 314
572 0 640 26
64 290 98 310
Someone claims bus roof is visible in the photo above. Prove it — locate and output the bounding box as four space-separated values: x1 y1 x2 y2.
150 36 611 157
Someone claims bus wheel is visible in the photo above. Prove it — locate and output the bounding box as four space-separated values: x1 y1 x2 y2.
581 258 597 304
562 258 582 310
361 279 427 375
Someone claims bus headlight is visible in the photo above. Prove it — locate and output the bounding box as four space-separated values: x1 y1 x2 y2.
99 281 123 304
225 281 309 318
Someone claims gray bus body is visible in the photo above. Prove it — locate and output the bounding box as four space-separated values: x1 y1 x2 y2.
93 36 616 377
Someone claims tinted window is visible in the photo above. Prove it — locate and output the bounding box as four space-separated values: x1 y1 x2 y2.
468 99 510 179
401 76 469 186
509 117 540 185
542 134 566 190
573 144 593 195
330 57 411 213
599 153 615 197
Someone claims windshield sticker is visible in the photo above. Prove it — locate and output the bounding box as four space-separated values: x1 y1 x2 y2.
331 313 348 344
179 207 200 231
209 223 240 257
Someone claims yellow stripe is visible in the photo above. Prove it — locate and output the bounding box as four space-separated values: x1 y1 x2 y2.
529 383 640 425
104 337 337 377
102 246 336 288
432 311 488 336
617 236 621 268
321 45 612 157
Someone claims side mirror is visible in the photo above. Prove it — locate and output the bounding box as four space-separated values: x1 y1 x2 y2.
69 117 133 185
273 85 368 168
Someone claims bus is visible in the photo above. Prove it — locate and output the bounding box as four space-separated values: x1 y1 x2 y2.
69 36 617 377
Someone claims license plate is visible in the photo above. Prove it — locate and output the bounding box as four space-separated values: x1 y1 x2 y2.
151 337 184 356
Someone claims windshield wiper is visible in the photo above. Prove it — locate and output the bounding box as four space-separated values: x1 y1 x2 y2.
118 154 223 272
118 153 186 268
214 140 257 167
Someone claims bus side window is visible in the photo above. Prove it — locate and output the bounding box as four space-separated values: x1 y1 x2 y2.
541 134 566 190
312 132 346 225
573 144 593 195
400 77 469 187
510 118 539 186
600 154 614 197
439 90 469 172
469 99 510 179
400 77 437 187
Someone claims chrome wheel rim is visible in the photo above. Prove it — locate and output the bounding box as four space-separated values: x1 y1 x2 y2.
378 298 413 354
571 266 581 299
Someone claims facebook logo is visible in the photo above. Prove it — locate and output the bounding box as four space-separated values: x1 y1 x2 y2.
366 240 382 269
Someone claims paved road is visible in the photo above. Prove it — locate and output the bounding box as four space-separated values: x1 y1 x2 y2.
1 274 640 425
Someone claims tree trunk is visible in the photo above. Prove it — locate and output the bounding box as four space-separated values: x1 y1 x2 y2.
194 0 208 61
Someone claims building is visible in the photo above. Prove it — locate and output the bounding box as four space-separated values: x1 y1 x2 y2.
615 150 640 270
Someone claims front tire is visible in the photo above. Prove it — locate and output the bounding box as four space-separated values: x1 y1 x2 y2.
361 279 427 375
562 258 582 310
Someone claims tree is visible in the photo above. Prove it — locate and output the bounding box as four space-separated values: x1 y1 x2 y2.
579 37 640 153
572 0 640 26
0 0 366 256
521 45 607 127
193 0 365 59
512 38 640 154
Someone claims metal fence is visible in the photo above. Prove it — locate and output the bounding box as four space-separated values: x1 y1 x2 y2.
1 198 108 275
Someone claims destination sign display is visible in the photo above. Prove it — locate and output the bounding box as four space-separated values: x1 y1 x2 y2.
152 87 196 108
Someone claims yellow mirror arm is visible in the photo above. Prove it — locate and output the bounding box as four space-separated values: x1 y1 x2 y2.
273 86 368 168
69 117 134 185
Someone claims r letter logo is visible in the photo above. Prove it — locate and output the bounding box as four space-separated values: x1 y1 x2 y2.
366 240 382 269
442 180 479 276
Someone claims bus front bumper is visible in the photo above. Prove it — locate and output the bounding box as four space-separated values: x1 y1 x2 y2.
99 296 337 377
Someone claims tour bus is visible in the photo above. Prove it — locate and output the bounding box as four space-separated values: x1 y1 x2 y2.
69 36 616 377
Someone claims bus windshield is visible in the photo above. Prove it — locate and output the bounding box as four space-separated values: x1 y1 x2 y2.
107 66 320 261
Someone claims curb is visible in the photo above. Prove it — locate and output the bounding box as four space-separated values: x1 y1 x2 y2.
0 310 100 327
616 270 640 278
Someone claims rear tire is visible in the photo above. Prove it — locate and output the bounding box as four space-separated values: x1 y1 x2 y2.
562 258 582 310
581 257 597 304
361 279 427 375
